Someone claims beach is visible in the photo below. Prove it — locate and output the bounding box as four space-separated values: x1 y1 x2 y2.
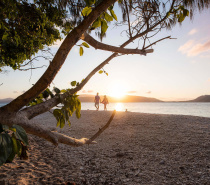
0 110 210 185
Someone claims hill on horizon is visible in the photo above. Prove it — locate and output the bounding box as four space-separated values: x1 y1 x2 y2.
189 95 210 102
0 98 13 103
78 94 163 103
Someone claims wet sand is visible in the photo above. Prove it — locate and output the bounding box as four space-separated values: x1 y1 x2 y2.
0 110 210 184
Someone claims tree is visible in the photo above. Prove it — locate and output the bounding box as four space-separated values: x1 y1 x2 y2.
0 0 209 165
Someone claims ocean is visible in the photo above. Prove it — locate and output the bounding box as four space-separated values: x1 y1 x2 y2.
1 102 210 118
81 102 210 118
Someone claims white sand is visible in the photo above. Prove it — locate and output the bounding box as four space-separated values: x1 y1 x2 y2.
0 110 210 184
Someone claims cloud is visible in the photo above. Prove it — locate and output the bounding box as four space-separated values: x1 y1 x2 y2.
146 91 151 94
200 54 210 59
179 40 210 57
13 91 18 94
188 29 198 35
178 40 194 54
127 91 137 94
208 78 210 82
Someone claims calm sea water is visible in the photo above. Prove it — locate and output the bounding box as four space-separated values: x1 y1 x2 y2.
81 102 210 118
1 102 210 118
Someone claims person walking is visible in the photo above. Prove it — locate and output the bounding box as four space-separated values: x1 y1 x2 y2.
101 95 109 111
94 92 101 111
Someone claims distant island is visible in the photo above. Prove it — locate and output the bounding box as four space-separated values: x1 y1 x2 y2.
188 95 210 102
0 98 13 104
1 95 210 104
79 94 162 103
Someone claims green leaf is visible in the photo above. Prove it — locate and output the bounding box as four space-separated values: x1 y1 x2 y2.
101 20 108 35
11 136 19 154
79 47 84 56
183 9 189 17
56 119 60 127
16 140 22 157
12 125 29 146
82 42 89 48
0 133 13 166
104 12 113 22
67 120 71 127
81 7 92 17
60 118 65 128
91 19 101 29
76 109 81 119
9 128 16 132
166 12 170 18
84 0 95 6
60 89 67 93
6 136 19 162
99 70 103 74
178 13 185 22
108 5 113 11
71 81 77 86
53 87 61 94
53 109 61 120
42 90 49 99
110 10 117 21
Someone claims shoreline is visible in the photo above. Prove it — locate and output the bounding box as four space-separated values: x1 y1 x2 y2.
1 111 210 184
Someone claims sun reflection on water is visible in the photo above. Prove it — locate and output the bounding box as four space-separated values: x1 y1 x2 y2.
114 103 124 111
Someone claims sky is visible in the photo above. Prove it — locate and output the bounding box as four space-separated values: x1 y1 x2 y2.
0 5 210 101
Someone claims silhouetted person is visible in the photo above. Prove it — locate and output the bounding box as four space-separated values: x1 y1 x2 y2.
102 95 109 111
94 92 101 111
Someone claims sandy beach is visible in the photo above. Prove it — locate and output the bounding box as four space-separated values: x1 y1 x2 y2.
0 110 210 185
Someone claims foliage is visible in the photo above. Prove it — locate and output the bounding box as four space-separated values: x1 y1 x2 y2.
1 0 210 165
0 0 68 70
0 0 118 71
0 124 28 166
28 82 81 129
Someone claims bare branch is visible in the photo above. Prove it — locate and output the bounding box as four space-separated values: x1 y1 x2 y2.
1 109 116 147
124 0 132 38
19 65 48 71
86 110 116 144
81 33 154 55
144 36 176 49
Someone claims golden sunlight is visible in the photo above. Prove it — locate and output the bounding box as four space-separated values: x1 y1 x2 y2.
109 83 127 98
115 103 124 111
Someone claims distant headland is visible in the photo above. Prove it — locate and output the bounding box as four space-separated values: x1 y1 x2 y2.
0 95 210 104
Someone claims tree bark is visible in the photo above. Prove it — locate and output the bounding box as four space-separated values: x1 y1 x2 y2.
81 33 154 55
1 0 117 113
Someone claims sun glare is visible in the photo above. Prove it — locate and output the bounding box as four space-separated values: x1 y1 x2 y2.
109 83 127 98
115 103 124 111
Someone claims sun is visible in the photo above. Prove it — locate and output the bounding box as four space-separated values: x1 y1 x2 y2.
108 82 127 98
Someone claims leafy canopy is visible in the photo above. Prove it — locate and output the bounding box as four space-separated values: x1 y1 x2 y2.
0 0 118 70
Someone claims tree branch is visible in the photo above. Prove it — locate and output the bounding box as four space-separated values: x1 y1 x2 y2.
1 0 117 113
144 36 176 49
20 0 177 120
81 33 154 55
124 0 132 38
19 65 47 71
1 110 116 147
86 110 116 144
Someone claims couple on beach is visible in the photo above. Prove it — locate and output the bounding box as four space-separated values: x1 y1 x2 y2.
94 93 109 111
